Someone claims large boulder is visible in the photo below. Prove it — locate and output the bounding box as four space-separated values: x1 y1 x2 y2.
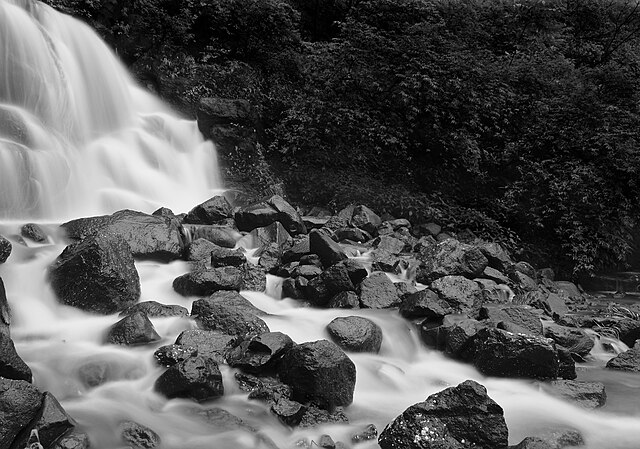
248 221 292 251
0 235 11 263
174 330 237 363
418 239 488 283
183 196 233 225
235 195 306 235
543 324 594 359
181 224 237 249
478 242 513 272
173 266 243 296
191 291 269 337
349 205 381 236
0 332 32 381
105 311 161 346
358 272 401 309
309 229 348 268
49 232 140 314
210 245 246 268
378 380 508 449
227 332 295 374
429 275 483 316
278 340 356 409
606 345 640 372
400 289 453 320
420 316 486 360
479 304 543 336
11 392 76 449
62 209 184 261
154 356 224 402
326 316 382 353
0 378 43 448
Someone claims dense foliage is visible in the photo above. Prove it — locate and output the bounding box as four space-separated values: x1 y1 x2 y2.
44 0 640 277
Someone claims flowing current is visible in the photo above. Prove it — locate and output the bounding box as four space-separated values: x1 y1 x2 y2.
1 1 640 448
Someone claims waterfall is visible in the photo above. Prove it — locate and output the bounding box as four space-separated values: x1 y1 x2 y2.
0 0 220 220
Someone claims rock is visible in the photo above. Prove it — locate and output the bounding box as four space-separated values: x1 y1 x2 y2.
175 330 236 363
374 236 406 254
236 372 293 403
543 324 594 358
309 229 348 268
173 266 243 296
481 266 510 284
185 238 219 262
510 429 584 449
478 242 513 271
352 424 378 443
420 316 486 359
358 272 401 309
541 380 606 409
539 293 569 317
197 98 255 130
154 356 224 402
479 304 543 336
510 271 538 292
554 281 581 299
282 278 304 300
62 210 184 261
341 259 369 285
328 291 360 309
335 227 370 243
256 243 282 273
49 232 140 314
227 332 294 374
0 277 9 334
183 196 232 225
191 291 268 337
267 195 307 235
318 434 336 449
370 249 402 273
21 223 48 243
210 245 246 267
242 263 267 292
400 289 453 320
248 222 292 251
606 346 640 372
278 340 356 409
321 263 355 296
430 275 483 316
119 301 188 318
326 316 382 353
614 318 640 348
51 429 91 449
0 378 43 448
105 311 161 346
0 235 11 263
120 420 161 449
77 360 112 388
299 406 349 428
271 398 307 426
282 237 310 263
0 332 32 381
419 239 488 283
234 202 277 233
305 276 332 306
154 344 198 367
295 265 323 279
182 224 237 248
11 392 76 449
378 379 508 449
557 346 577 380
423 222 442 237
303 216 330 230
471 328 559 379
350 205 381 236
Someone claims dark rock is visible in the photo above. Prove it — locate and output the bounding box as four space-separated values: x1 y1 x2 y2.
544 324 594 358
0 235 11 263
182 224 237 248
423 222 442 236
234 202 278 233
185 238 219 262
309 229 348 268
235 372 293 402
541 380 606 409
197 98 255 129
554 281 581 299
242 263 267 292
120 420 161 449
227 332 294 373
510 271 538 292
303 216 330 230
282 278 304 300
299 406 349 428
184 196 232 225
479 304 543 336
478 242 513 272
341 259 369 285
249 222 292 251
419 239 488 283
0 332 32 381
318 434 336 449
154 356 224 402
175 329 236 363
0 277 9 334
278 340 356 409
173 266 243 296
378 379 508 449
0 378 43 448
105 311 161 346
543 293 569 318
370 249 402 273
352 424 378 443
350 205 381 236
191 291 268 337
615 319 640 348
20 223 48 243
51 429 91 449
472 328 559 379
420 316 486 359
557 346 577 380
152 207 175 217
300 254 322 267
11 392 76 449
326 316 382 353
374 236 406 254
49 232 140 314
210 245 246 267
282 238 310 263
271 398 307 426
359 272 400 309
256 243 282 273
510 429 584 449
481 266 510 284
267 195 307 235
295 265 323 279
328 291 360 309
606 346 640 372
154 344 198 367
396 281 419 300
305 276 332 306
430 275 483 316
400 289 453 320
321 263 355 296
119 301 188 318
335 227 369 243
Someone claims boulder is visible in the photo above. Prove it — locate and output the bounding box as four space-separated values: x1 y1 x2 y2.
191 291 268 337
420 316 486 359
606 346 640 372
321 263 355 295
241 263 267 292
479 304 543 336
182 224 237 248
615 319 640 348
278 340 356 409
248 222 292 250
0 332 32 381
227 332 294 374
155 356 224 402
183 196 232 225
173 266 243 296
309 229 348 268
557 346 577 380
20 223 48 243
326 316 382 353
374 236 406 254
175 330 237 363
256 243 281 272
480 266 510 284
378 380 508 449
49 232 140 314
0 277 9 334
105 312 161 346
543 324 594 359
210 246 246 267
510 429 584 449
50 429 91 449
419 239 488 283
282 237 310 263
539 293 569 317
267 195 307 235
478 242 513 271
358 272 401 309
185 238 220 262
341 259 369 285
11 392 76 449
120 421 161 449
0 235 11 263
271 397 307 426
119 301 188 318
335 227 370 243
400 289 453 320
541 380 606 409
328 291 360 309
510 271 538 292
0 378 43 448
350 205 381 236
471 328 559 379
235 196 306 235
154 344 198 367
554 281 581 299
430 275 483 316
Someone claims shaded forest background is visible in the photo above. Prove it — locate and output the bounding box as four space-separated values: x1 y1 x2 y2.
43 0 640 279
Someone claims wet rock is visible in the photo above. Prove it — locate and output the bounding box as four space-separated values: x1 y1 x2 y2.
328 291 360 309
234 201 279 232
335 227 370 243
278 340 356 409
358 272 400 309
0 277 9 335
256 243 282 273
210 245 246 267
341 259 369 285
175 330 236 363
300 254 323 267
49 232 140 314
478 242 513 272
396 281 419 301
185 238 219 262
120 420 161 449
241 263 267 292
227 332 294 374
606 345 640 372
350 205 381 236
471 328 559 379
351 424 378 443
543 324 594 358
0 332 32 381
326 316 382 353
154 344 198 367
510 271 538 292
51 429 91 449
420 316 486 359
614 319 640 348
267 195 307 235
295 265 323 279
272 398 307 426
182 224 237 248
479 304 543 336
419 239 488 283
309 229 348 268
321 263 355 295
77 360 111 388
21 223 48 243
374 236 406 254
191 291 268 337
378 379 508 449
318 434 336 449
510 429 584 449
480 266 510 284
539 293 569 317
105 311 161 346
370 249 402 273
173 266 243 296
155 356 224 402
0 378 43 448
430 275 483 316
249 222 292 252
183 196 233 225
119 301 188 318
12 392 76 449
0 235 11 263
282 238 310 263
299 406 349 428
400 289 453 320
236 373 293 403
282 278 304 300
541 380 606 409
554 281 581 299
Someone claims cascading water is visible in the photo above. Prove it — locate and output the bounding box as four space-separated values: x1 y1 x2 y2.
2 1 640 449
